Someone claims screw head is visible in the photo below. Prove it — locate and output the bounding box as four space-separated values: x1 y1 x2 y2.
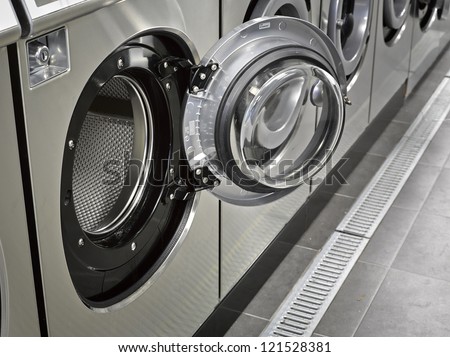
195 168 202 176
202 177 209 184
169 168 175 175
68 140 75 150
165 82 171 91
199 73 207 80
192 86 200 94
78 238 85 247
117 57 124 69
211 64 218 71
163 62 169 68
131 242 136 251
214 180 220 187
170 193 175 200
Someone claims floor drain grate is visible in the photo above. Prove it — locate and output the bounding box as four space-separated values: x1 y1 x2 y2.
261 77 450 337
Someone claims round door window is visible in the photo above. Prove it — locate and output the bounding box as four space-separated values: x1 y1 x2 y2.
249 0 310 20
415 0 439 32
61 38 196 309
327 0 373 83
183 17 347 205
383 0 411 45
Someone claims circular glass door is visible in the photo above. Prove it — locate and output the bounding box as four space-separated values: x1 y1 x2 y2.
383 0 412 45
327 0 373 82
183 17 348 205
415 0 439 32
250 0 310 20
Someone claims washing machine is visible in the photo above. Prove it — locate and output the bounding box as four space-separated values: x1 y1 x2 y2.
219 0 326 299
0 0 41 336
312 0 377 191
407 0 450 96
370 0 414 121
11 0 348 335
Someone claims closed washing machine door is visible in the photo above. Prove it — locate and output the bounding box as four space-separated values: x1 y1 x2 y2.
416 0 439 32
327 0 373 81
249 0 310 20
183 17 348 206
384 0 412 44
437 0 450 19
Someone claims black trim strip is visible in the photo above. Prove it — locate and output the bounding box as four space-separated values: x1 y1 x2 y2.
7 44 48 337
219 0 223 38
218 200 222 300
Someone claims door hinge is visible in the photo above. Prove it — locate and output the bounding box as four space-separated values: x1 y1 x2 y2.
190 62 219 94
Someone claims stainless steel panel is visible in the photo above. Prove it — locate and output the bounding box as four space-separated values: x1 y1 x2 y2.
177 0 219 57
221 184 310 298
407 2 450 96
370 0 414 121
0 1 21 47
220 0 321 298
17 0 219 336
0 48 40 336
312 0 378 192
16 0 120 36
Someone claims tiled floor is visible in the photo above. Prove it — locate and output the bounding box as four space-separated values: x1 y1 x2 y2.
196 45 450 337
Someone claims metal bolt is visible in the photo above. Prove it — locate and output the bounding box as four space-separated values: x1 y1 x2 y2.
202 177 209 184
170 193 175 200
131 242 136 251
199 73 207 80
192 86 200 94
68 140 75 150
165 82 171 91
164 62 169 68
195 168 202 176
169 168 175 175
174 67 179 72
343 95 352 106
211 64 218 71
117 57 124 69
78 238 85 247
336 19 345 29
214 180 220 187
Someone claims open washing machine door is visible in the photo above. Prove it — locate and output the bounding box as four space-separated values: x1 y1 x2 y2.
182 17 348 206
327 0 373 80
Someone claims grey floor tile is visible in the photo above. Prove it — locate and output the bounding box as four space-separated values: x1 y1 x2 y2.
419 122 450 167
195 307 241 337
355 269 450 336
422 169 450 218
281 192 355 250
314 262 387 337
224 313 268 337
322 152 386 198
359 207 418 267
392 164 442 211
223 244 317 320
398 92 433 120
358 121 410 158
392 213 450 282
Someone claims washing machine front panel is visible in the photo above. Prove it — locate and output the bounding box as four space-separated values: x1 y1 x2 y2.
324 0 373 81
0 2 41 336
407 0 450 95
183 17 348 206
370 0 414 121
18 0 219 336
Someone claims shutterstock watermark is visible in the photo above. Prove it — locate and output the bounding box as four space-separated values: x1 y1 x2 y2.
99 150 350 189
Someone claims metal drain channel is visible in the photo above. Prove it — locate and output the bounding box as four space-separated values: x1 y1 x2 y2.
261 77 450 337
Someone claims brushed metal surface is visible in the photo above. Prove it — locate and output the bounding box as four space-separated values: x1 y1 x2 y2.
370 0 414 121
312 0 378 193
0 48 40 336
220 0 321 299
16 0 120 36
16 0 219 336
0 1 21 47
407 1 450 96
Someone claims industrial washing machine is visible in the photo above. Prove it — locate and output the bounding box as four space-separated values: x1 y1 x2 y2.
312 0 377 191
370 0 414 121
407 0 450 95
0 0 41 336
11 0 349 336
219 0 324 299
